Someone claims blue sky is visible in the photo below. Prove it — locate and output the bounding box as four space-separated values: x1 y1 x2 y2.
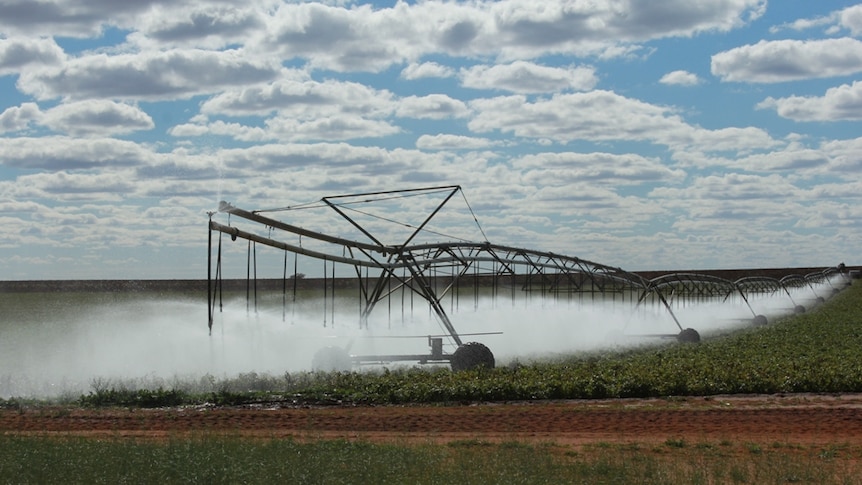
1 0 861 280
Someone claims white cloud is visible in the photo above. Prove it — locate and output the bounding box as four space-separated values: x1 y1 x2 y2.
128 5 266 50
395 94 470 119
840 4 862 35
0 136 153 170
821 136 862 173
171 115 400 143
0 2 857 279
460 61 597 93
13 171 135 201
513 152 686 185
757 80 862 121
0 37 65 75
42 100 154 136
652 173 800 202
712 38 862 83
659 70 701 86
250 0 766 72
258 2 424 73
468 90 776 153
0 0 142 37
264 115 401 142
169 120 270 142
0 103 42 133
487 0 766 60
200 78 393 118
416 134 495 150
18 49 281 101
400 62 455 80
771 4 862 36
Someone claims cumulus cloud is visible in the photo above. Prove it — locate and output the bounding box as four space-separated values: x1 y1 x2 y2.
129 5 266 49
200 78 393 118
757 81 862 121
416 134 495 150
395 94 469 119
0 37 65 75
172 116 400 142
42 100 154 136
659 70 701 86
468 90 776 153
400 62 455 80
487 0 765 60
771 4 862 36
840 4 862 35
513 152 686 185
0 103 42 133
460 61 597 93
649 173 803 221
712 38 862 82
16 171 135 201
0 1 856 278
18 49 281 101
250 0 766 72
257 2 424 72
0 0 146 37
0 136 153 170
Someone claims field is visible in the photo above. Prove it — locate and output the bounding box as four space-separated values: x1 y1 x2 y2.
2 275 862 483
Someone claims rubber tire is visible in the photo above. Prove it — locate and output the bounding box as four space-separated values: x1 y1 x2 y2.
312 346 352 372
450 342 495 371
752 315 768 326
676 328 700 344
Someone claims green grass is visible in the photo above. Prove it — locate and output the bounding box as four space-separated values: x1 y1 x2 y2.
0 436 856 484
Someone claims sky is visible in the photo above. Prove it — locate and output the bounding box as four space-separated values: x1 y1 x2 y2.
1 0 862 280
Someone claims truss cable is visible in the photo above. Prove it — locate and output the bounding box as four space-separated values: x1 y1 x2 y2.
460 190 489 242
253 199 329 213
334 203 476 243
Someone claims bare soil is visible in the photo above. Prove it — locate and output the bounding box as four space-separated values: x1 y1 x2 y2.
4 393 862 447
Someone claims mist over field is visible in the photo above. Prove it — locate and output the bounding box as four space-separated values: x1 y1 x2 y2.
0 278 840 399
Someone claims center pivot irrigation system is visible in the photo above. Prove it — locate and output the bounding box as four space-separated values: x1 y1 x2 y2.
207 186 851 371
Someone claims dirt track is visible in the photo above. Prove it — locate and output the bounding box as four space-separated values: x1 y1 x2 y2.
4 393 862 446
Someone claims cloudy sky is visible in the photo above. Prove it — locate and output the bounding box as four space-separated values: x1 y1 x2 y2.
1 0 861 280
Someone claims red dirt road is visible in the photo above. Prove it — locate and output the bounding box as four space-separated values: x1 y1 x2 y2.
3 393 862 446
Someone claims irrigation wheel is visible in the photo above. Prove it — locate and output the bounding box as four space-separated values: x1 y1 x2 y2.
450 342 495 371
312 346 353 372
676 328 700 343
752 315 768 326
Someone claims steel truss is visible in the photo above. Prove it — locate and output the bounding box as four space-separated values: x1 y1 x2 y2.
206 186 850 369
637 265 849 329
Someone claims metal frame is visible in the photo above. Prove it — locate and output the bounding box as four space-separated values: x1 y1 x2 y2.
206 186 851 364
